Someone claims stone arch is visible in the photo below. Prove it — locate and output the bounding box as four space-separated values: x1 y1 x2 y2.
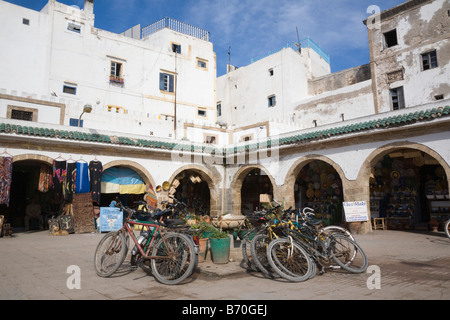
358 141 450 183
166 164 221 216
12 154 54 166
230 164 277 215
356 141 450 233
282 154 347 209
103 160 156 189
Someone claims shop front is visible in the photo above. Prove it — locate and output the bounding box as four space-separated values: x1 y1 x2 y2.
241 168 273 215
169 169 211 217
294 160 344 226
370 149 449 231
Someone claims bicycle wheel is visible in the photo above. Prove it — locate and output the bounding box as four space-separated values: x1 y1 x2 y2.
267 237 313 282
317 226 355 269
318 225 355 241
241 227 260 272
94 231 127 277
330 234 368 273
150 232 196 285
250 233 278 278
445 219 450 239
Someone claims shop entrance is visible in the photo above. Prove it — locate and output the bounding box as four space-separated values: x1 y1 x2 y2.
294 160 344 225
241 168 273 215
0 160 59 230
370 149 449 230
100 166 147 208
171 170 211 216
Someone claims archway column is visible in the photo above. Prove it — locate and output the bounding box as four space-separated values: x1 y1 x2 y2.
341 178 372 234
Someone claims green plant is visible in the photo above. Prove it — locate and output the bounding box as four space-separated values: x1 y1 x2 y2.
210 228 229 239
190 221 216 237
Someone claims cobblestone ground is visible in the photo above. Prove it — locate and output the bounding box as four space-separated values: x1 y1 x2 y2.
0 230 449 300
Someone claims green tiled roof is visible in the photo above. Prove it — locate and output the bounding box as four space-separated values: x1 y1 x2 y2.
1 105 449 154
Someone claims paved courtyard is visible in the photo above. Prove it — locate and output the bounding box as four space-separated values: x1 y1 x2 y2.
0 229 449 301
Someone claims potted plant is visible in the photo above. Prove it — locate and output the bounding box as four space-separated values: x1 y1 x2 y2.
209 228 231 264
190 221 216 262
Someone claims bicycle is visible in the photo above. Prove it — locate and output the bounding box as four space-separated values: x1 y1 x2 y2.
445 219 450 239
267 218 368 282
93 198 196 285
131 197 198 272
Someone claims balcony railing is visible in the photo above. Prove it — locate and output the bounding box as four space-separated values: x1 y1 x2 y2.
250 37 330 65
141 17 210 42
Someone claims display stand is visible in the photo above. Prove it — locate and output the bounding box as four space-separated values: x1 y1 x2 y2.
429 200 450 230
72 193 96 233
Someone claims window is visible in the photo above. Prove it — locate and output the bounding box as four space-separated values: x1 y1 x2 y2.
63 84 77 95
67 22 81 33
197 58 208 69
434 94 444 101
172 43 181 54
217 102 222 117
390 86 405 110
383 29 398 48
269 68 274 76
110 61 124 83
198 109 207 117
421 50 438 70
159 72 174 92
69 118 83 127
22 18 30 25
268 95 276 108
11 109 33 121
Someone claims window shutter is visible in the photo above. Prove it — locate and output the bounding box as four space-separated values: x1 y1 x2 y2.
169 74 174 92
397 87 405 109
159 73 165 90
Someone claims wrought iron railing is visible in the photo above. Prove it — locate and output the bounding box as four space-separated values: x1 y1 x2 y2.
250 37 330 65
141 17 210 42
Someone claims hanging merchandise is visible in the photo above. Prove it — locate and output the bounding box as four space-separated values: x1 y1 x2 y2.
0 156 13 206
64 162 77 202
89 160 103 205
101 167 146 194
75 160 90 194
143 184 157 211
52 160 67 195
38 164 52 193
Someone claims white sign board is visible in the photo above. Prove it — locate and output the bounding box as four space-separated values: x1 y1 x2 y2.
343 201 369 222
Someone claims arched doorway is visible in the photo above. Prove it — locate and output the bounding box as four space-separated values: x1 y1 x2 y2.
369 148 449 230
240 168 274 214
1 157 57 230
100 166 148 208
294 160 344 225
171 169 211 216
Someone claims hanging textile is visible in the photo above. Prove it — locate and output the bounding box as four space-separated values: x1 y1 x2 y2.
75 161 90 194
89 160 103 205
0 156 13 206
52 160 67 195
64 162 77 202
101 167 146 194
38 165 52 193
143 184 157 211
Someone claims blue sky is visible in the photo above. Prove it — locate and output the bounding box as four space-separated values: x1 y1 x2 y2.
5 0 405 76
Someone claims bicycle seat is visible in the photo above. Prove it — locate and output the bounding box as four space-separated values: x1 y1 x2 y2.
164 218 185 227
307 219 322 226
134 210 154 222
153 208 173 218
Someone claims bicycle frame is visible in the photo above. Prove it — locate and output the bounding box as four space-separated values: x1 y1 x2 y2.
124 219 174 260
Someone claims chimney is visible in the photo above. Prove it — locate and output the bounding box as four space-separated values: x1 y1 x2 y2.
84 0 94 14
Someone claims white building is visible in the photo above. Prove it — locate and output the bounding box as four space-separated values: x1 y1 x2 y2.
0 0 218 141
0 0 449 235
